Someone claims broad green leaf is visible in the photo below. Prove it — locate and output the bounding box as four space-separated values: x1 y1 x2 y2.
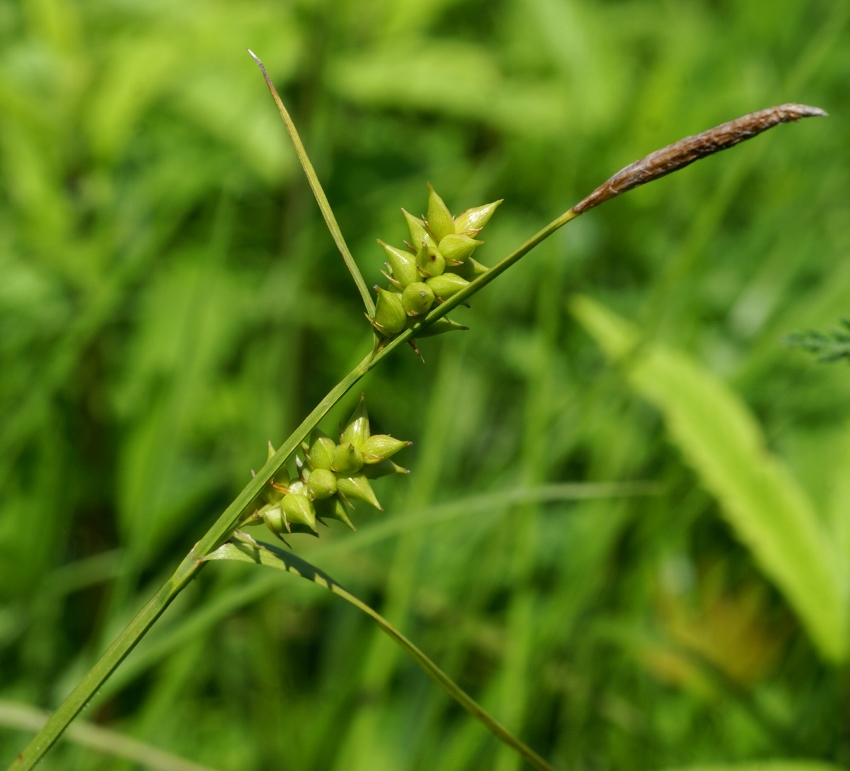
204 539 554 771
571 295 848 662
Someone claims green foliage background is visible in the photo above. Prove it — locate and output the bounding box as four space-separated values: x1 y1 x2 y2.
1 0 849 768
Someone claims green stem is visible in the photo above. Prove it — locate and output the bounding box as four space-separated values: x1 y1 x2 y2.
8 208 580 769
7 552 203 770
195 353 373 556
8 355 372 771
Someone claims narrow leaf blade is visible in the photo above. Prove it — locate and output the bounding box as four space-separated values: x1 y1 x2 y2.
249 50 375 317
204 540 554 771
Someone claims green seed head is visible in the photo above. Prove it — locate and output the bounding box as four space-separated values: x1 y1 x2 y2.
415 241 446 278
308 430 336 471
402 282 435 316
372 287 407 336
336 474 382 510
453 199 502 235
379 240 419 288
264 443 291 488
445 256 489 281
426 184 455 241
307 467 337 500
425 273 470 301
265 484 285 504
402 208 434 252
361 434 411 463
341 395 371 448
331 443 364 475
437 233 482 265
315 496 356 530
281 493 318 533
262 504 288 534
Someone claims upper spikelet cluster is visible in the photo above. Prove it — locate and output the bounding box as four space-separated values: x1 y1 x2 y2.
369 185 501 341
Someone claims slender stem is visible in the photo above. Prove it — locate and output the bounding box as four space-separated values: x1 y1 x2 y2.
193 353 373 557
329 576 555 770
8 552 204 770
248 50 376 317
8 354 373 771
205 541 555 771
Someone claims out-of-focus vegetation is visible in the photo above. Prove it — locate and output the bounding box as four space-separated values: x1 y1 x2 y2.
1 0 849 768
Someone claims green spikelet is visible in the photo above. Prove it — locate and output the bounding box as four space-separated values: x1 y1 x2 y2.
331 443 364 475
426 184 455 241
402 208 434 251
307 468 337 500
402 282 435 316
379 240 419 288
437 234 481 265
415 241 446 278
454 199 502 235
261 503 288 535
425 273 470 301
315 496 356 530
253 396 410 539
371 186 500 345
371 287 407 336
361 435 412 463
282 493 318 533
341 395 370 448
307 429 336 471
337 474 383 510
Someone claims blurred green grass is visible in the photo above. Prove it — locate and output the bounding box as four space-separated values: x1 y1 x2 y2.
1 0 849 768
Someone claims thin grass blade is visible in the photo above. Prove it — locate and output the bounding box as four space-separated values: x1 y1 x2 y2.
204 540 555 771
0 689 213 771
249 50 375 316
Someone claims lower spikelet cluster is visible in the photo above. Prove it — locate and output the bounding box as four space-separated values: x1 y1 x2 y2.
244 396 410 539
369 185 501 343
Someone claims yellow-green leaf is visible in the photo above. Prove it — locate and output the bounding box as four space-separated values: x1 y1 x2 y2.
571 295 848 662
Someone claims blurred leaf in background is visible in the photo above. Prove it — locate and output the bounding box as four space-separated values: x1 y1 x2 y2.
1 0 849 769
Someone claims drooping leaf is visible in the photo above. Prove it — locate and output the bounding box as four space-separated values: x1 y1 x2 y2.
204 539 554 771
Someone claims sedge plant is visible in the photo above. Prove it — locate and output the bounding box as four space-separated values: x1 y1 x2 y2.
6 50 827 770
